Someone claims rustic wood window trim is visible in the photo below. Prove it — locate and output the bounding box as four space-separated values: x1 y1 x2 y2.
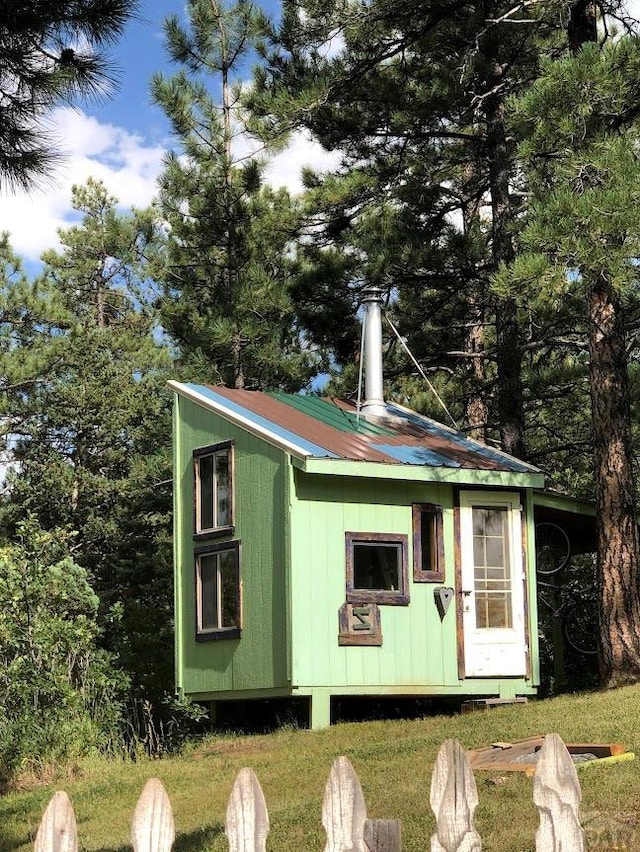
412 503 445 583
195 540 242 641
193 440 235 539
345 532 409 606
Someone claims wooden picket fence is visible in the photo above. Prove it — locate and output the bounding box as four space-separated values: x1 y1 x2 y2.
34 733 590 852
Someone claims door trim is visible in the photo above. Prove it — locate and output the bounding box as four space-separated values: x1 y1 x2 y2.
455 489 529 679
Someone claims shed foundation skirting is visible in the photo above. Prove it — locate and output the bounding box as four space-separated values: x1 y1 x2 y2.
191 683 537 730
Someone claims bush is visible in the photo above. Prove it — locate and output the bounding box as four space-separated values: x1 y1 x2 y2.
0 519 127 783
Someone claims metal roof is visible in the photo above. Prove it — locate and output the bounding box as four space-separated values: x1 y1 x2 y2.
173 382 541 476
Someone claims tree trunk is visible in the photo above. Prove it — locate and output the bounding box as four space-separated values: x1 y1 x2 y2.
461 161 488 443
587 274 640 685
464 308 488 443
569 0 597 54
485 88 526 459
480 0 526 458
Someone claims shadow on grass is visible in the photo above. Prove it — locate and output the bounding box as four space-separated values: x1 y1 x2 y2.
0 792 55 852
93 823 226 852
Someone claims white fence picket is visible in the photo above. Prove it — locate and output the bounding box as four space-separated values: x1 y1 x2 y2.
534 733 586 852
429 739 482 852
322 756 368 852
31 733 599 852
130 778 175 852
34 791 77 852
225 766 270 852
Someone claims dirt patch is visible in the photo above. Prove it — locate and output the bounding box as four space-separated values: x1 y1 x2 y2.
193 738 273 759
6 761 84 793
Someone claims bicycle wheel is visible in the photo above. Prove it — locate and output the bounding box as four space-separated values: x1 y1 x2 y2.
535 522 570 575
564 601 598 656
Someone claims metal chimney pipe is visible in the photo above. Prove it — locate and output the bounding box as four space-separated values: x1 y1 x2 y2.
361 286 387 417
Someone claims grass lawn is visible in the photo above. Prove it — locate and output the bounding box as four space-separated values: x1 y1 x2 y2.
3 686 640 852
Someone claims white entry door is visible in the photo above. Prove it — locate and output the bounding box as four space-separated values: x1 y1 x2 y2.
459 491 528 677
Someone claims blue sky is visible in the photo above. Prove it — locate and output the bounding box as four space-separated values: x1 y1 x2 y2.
91 0 179 143
8 0 632 267
0 0 337 267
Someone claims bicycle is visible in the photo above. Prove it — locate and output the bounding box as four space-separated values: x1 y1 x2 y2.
535 522 571 575
537 574 598 656
535 523 598 657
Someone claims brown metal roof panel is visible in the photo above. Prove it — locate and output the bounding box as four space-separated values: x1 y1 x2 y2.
200 386 534 473
207 386 395 463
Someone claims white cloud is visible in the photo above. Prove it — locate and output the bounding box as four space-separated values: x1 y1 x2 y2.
0 108 340 265
0 107 166 263
626 0 640 20
266 131 341 194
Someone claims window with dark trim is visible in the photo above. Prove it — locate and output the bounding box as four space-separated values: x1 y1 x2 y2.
346 532 409 605
412 503 445 583
195 541 241 640
193 441 233 536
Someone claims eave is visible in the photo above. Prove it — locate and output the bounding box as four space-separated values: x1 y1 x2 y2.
292 455 545 489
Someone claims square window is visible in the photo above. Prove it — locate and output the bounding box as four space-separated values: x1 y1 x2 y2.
194 442 233 536
346 532 409 605
195 542 241 639
412 504 445 582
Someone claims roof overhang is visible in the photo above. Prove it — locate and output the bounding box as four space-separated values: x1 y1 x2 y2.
293 455 545 489
533 489 597 555
533 489 596 517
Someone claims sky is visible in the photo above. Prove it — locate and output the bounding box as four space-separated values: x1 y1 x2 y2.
3 2 639 268
0 0 338 267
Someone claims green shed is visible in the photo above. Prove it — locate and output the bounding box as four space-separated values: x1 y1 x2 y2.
170 289 597 728
170 375 584 728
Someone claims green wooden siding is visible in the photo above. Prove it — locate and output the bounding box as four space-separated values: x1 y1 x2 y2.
288 472 461 689
174 392 540 704
288 472 539 693
174 395 289 696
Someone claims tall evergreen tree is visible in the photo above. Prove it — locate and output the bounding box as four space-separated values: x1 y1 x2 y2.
1 179 174 704
506 38 640 684
0 0 139 189
151 0 317 391
249 0 634 456
248 0 570 452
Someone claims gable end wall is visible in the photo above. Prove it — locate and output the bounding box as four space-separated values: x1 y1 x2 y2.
174 395 289 697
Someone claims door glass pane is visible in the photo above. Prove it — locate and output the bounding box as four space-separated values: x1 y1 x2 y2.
200 554 218 629
198 454 214 530
219 549 239 627
472 507 512 629
485 537 504 566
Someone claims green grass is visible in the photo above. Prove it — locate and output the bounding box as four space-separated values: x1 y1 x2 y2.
4 686 640 852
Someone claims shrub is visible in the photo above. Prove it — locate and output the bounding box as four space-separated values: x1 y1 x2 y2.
0 519 127 783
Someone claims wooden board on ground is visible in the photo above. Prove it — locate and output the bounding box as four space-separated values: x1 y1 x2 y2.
468 736 626 776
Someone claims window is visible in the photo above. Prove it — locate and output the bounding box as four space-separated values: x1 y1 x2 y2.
472 506 513 629
194 441 233 536
195 542 241 639
346 532 409 605
412 503 445 583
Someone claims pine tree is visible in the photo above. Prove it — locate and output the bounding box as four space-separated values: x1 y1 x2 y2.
151 0 317 391
248 0 576 451
2 179 174 704
0 0 138 189
507 37 640 684
249 0 635 456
